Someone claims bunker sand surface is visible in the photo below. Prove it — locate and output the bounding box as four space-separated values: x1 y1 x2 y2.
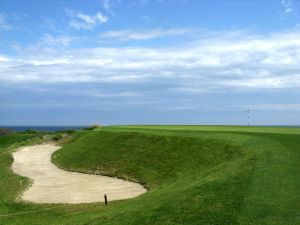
12 144 147 204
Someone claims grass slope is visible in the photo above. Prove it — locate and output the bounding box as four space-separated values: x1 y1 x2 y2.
0 126 299 225
0 134 34 218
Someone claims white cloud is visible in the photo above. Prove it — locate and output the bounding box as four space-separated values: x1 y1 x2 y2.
68 10 108 30
281 0 293 15
39 34 72 47
29 59 69 66
0 55 10 62
0 13 12 31
249 104 300 111
223 75 300 89
99 28 196 41
1 29 300 93
83 89 139 97
102 0 111 11
101 0 114 14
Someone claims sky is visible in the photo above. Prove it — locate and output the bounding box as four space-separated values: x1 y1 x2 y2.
0 0 300 126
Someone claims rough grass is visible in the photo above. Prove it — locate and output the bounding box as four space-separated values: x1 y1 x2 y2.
0 126 299 225
52 131 242 189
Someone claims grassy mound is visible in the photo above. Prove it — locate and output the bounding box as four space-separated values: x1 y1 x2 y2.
53 131 242 189
0 126 300 225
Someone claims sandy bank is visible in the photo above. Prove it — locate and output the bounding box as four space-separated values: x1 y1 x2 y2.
12 144 146 204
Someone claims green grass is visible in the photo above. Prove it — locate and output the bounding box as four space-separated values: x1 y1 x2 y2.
0 126 300 224
0 134 34 219
53 131 244 189
103 125 300 135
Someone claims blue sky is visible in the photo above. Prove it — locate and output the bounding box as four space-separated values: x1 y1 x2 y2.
0 0 300 126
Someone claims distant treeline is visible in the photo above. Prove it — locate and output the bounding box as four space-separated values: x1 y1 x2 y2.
0 128 16 135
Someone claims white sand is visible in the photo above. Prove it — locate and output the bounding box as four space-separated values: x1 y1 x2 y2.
12 144 147 204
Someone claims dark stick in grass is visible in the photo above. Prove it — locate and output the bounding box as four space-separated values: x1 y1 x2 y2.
104 194 108 206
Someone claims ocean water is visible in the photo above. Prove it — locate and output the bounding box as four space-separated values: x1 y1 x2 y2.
1 125 299 132
0 126 85 132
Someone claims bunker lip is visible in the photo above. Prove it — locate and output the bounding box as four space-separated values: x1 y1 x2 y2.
12 144 147 204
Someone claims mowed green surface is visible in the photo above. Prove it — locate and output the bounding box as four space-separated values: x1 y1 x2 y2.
0 126 300 225
104 125 300 135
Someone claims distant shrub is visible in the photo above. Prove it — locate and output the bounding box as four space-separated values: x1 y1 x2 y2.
52 134 63 141
20 129 42 134
50 132 76 145
82 124 101 131
57 129 77 135
0 128 15 136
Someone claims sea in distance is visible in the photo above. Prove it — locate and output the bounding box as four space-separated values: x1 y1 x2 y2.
0 126 86 132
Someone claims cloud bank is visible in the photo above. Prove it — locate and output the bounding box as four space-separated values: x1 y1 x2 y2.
1 29 299 94
99 28 196 41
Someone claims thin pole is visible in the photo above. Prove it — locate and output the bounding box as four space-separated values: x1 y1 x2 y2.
104 194 108 206
243 108 250 127
248 114 250 127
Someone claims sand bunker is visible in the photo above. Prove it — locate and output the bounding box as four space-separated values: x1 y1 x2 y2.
12 144 147 204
